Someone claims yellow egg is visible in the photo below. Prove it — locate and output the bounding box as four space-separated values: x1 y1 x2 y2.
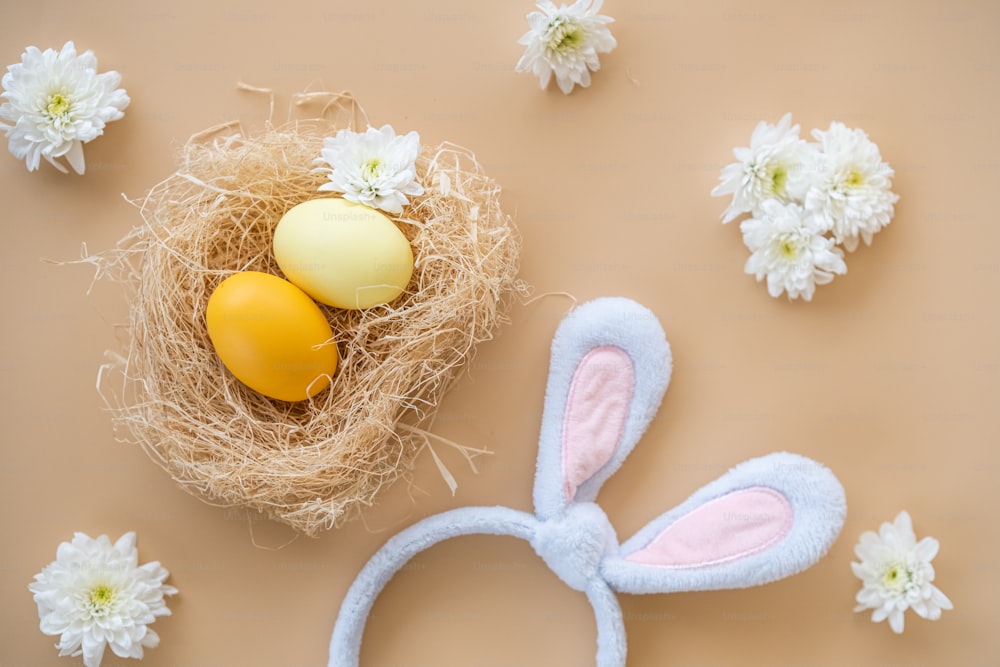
205 271 338 402
273 198 414 310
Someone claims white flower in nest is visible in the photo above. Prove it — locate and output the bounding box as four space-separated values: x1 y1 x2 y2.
806 122 899 251
852 511 953 634
515 0 617 94
28 532 177 667
740 199 847 301
0 41 130 174
318 124 424 215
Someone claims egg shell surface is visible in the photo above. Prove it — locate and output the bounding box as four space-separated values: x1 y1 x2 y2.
273 198 414 310
205 271 338 402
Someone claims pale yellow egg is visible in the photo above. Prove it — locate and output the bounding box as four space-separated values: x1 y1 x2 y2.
273 198 414 310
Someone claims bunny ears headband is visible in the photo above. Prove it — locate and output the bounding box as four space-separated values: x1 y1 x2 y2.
329 298 847 666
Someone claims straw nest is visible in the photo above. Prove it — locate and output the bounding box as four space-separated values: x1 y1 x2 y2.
92 95 527 536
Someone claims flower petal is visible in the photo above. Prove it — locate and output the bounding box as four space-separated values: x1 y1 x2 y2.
893 511 913 535
871 605 890 623
929 584 953 610
64 140 85 174
915 536 939 562
81 633 107 667
888 609 905 634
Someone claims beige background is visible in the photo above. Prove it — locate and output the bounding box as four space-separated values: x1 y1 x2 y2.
1 0 997 665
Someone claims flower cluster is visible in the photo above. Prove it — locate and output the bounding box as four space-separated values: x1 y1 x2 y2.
712 113 898 301
317 124 424 215
852 511 953 634
1 41 129 174
515 0 617 94
29 532 176 667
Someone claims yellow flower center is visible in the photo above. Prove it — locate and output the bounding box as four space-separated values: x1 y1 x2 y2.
46 92 72 118
880 562 911 592
770 166 788 196
548 19 583 52
88 584 116 611
363 158 381 179
778 238 799 259
845 169 864 188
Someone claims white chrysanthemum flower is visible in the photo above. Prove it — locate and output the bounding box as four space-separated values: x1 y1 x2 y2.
711 112 817 223
515 0 617 94
0 41 130 174
852 511 953 634
318 124 424 215
740 199 846 301
28 532 177 667
805 122 899 251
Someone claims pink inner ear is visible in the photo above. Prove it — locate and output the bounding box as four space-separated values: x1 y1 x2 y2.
624 487 793 568
562 346 634 502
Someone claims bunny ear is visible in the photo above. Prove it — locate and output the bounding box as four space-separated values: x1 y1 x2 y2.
600 452 846 594
533 298 672 520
